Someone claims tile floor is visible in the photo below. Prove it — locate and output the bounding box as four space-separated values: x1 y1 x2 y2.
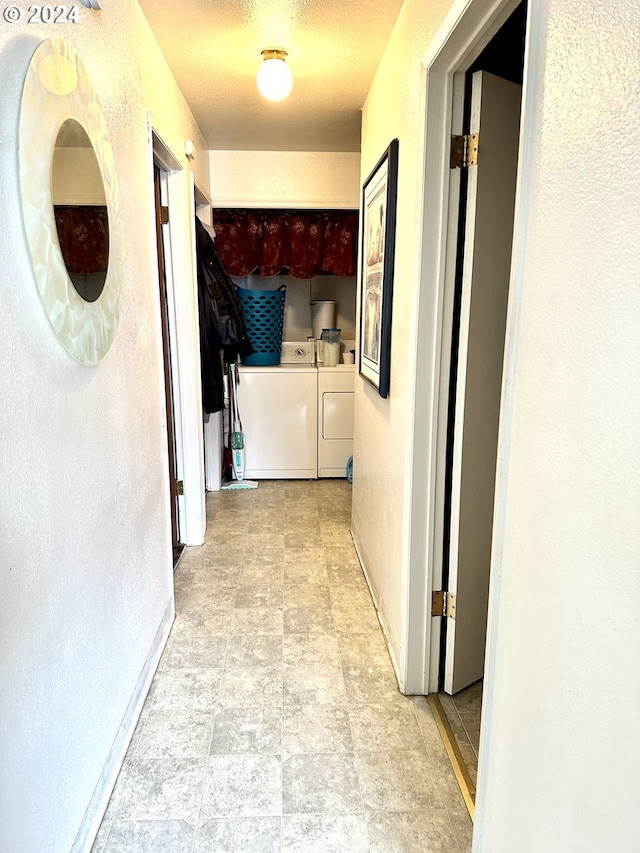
92 480 473 852
439 682 483 788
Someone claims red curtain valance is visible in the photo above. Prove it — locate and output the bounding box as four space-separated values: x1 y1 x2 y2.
54 206 109 276
212 209 358 279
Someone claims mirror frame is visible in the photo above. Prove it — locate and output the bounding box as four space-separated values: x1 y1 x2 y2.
19 38 122 365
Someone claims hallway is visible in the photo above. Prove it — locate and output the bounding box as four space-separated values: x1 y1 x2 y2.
92 481 472 852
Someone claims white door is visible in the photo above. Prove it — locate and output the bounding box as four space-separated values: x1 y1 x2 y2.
444 71 522 694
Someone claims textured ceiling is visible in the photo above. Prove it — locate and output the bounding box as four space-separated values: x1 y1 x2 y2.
138 0 405 152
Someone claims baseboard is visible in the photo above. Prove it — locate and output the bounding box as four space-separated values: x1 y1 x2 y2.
350 526 403 690
71 598 175 853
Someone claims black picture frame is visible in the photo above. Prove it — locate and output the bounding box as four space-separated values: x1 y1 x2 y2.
358 138 399 398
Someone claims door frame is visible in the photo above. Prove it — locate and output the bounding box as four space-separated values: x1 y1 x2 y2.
153 163 181 554
147 117 206 547
193 201 224 493
403 0 526 694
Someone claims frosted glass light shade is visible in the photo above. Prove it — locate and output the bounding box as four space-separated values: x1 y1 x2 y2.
257 50 293 102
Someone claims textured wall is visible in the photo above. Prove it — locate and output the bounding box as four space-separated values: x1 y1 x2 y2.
354 0 453 680
475 0 640 849
0 5 209 852
209 150 361 208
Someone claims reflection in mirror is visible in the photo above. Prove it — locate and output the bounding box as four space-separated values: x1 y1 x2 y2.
52 119 109 303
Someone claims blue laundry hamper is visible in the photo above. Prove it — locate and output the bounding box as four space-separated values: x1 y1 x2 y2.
237 284 286 366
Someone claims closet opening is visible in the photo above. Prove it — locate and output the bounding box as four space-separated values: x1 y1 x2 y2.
428 1 527 818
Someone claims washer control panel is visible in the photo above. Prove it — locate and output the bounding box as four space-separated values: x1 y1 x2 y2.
281 341 316 364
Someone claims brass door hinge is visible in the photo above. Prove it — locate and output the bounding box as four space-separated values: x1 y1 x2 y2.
450 133 479 169
176 479 184 496
432 590 457 619
160 205 170 225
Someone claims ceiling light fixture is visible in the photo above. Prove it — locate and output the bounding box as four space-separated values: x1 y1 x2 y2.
257 49 293 102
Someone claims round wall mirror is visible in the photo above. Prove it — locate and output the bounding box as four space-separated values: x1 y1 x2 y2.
53 119 109 303
19 39 122 365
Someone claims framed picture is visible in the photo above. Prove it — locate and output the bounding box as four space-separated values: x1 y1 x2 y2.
358 138 399 398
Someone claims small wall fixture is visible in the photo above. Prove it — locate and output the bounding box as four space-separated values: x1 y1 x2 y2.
257 49 293 102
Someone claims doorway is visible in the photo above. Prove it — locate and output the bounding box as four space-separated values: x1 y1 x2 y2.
147 120 206 553
153 164 183 567
427 0 526 819
440 3 526 696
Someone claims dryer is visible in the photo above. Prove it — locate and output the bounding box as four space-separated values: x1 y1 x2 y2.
317 365 355 477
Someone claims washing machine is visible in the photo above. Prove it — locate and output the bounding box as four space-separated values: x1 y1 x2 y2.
237 364 318 479
317 365 355 477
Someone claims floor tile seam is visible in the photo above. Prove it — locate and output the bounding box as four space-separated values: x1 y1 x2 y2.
363 805 456 823
351 746 435 762
192 806 283 821
444 703 473 758
456 709 482 723
340 687 369 830
281 747 359 759
440 800 471 853
206 753 284 766
200 704 219 779
284 637 341 664
279 746 356 757
280 807 367 819
281 701 353 713
468 741 480 761
226 628 284 642
225 657 284 670
283 660 343 672
347 704 427 738
121 756 211 773
219 660 284 675
409 700 446 765
426 750 470 817
190 742 218 853
360 795 453 817
186 580 242 593
161 663 227 675
451 724 474 752
279 809 369 820
328 580 369 599
459 717 481 754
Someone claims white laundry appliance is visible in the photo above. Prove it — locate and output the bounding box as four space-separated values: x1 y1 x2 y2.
317 365 355 477
236 363 318 479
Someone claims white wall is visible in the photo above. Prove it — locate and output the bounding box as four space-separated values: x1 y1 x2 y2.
233 273 357 341
475 0 640 849
359 0 639 844
210 150 361 209
0 5 209 852
353 0 453 675
52 147 105 204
